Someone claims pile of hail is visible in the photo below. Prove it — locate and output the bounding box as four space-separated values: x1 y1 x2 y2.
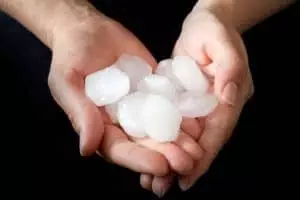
85 54 218 143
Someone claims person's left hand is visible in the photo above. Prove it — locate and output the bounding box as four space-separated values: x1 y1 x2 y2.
140 6 254 196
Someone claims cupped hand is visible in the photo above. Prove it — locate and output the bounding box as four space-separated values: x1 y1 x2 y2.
174 9 255 190
142 8 254 194
48 13 202 178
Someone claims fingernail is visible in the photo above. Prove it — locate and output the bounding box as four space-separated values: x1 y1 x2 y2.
221 82 238 106
179 183 192 192
179 179 193 192
155 191 165 198
153 188 166 198
153 183 171 198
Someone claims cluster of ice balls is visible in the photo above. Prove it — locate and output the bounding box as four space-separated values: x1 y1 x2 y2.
85 54 218 142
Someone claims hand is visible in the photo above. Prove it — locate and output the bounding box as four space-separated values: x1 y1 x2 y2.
173 9 254 190
48 12 202 178
141 7 254 194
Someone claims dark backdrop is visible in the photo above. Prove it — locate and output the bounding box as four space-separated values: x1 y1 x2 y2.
1 0 299 199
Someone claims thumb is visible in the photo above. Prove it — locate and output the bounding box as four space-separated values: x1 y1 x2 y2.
205 34 247 107
48 67 104 156
207 30 248 107
213 58 245 107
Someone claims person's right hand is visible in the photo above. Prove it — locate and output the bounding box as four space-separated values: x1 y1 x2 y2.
48 11 202 178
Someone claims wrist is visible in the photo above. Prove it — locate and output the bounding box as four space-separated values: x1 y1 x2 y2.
192 0 297 33
51 1 110 49
0 0 110 49
191 1 235 30
0 0 59 48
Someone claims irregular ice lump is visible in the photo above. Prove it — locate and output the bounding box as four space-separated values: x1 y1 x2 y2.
85 66 130 106
172 56 209 94
177 92 219 118
156 59 185 93
117 92 148 138
137 74 177 101
115 54 152 91
141 94 182 142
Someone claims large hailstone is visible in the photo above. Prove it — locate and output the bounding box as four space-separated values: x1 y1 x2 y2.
115 54 152 91
137 74 177 101
141 94 182 142
117 92 148 138
176 92 219 118
85 66 130 106
172 56 209 94
155 59 185 93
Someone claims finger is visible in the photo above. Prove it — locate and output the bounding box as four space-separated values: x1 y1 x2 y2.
201 99 245 156
214 60 245 107
140 174 153 191
208 33 250 107
135 137 194 175
152 174 176 198
100 125 169 176
208 60 252 109
174 132 204 161
178 153 214 191
181 117 204 141
179 101 244 191
48 68 104 156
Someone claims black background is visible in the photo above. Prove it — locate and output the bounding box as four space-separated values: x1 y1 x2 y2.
1 0 299 199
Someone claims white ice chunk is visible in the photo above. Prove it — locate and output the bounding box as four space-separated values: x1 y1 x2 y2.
116 54 152 91
172 56 209 94
155 59 173 75
141 94 182 142
85 66 130 106
177 92 219 118
105 103 119 123
137 74 177 101
156 59 185 93
117 92 148 138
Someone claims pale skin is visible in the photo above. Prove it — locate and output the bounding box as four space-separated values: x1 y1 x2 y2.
0 0 296 197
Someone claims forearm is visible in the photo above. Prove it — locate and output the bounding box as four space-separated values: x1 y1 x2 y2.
193 0 297 33
0 0 105 48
